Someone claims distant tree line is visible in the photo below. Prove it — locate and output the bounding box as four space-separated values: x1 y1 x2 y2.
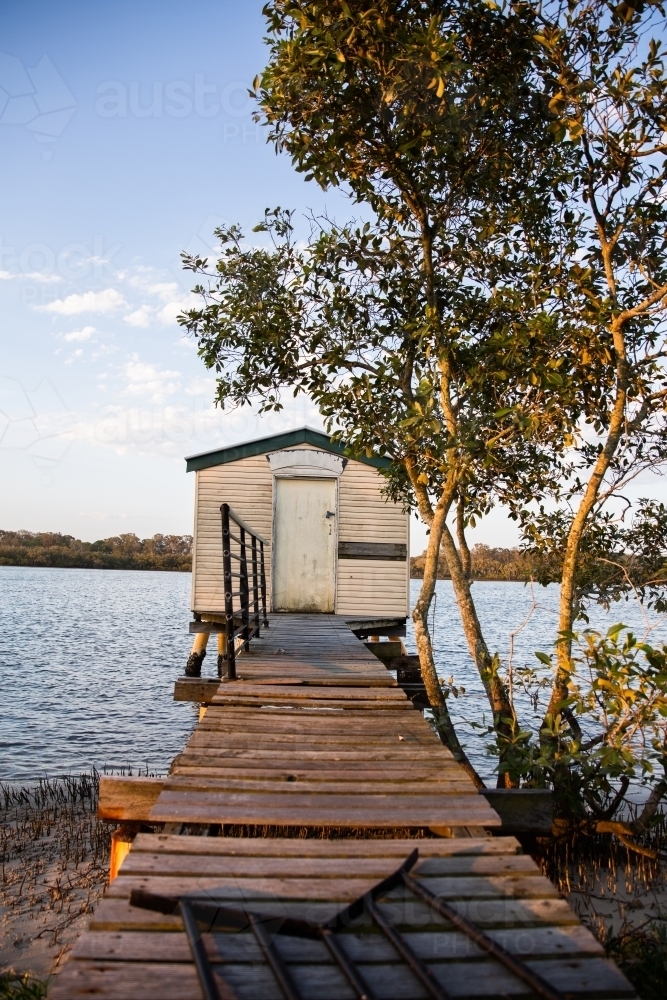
411 544 535 581
0 531 193 571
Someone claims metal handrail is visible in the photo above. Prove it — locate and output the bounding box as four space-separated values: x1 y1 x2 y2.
220 502 269 679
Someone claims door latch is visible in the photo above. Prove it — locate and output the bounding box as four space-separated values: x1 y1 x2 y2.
325 510 336 518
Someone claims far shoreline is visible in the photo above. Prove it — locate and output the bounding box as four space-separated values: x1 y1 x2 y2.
0 562 537 582
1 530 539 581
0 562 191 572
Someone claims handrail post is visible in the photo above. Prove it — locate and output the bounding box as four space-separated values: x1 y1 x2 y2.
220 503 236 680
239 526 250 652
259 540 269 627
251 535 260 640
212 504 268 682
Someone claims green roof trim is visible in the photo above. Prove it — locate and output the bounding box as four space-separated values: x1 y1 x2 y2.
185 426 392 473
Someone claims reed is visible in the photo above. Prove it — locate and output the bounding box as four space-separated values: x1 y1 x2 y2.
0 970 47 999
539 810 667 998
0 770 111 967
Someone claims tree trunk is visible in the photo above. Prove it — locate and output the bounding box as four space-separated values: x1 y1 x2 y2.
412 490 484 788
439 522 518 787
544 330 628 723
456 498 472 579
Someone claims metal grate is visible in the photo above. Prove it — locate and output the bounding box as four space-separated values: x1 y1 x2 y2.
130 849 565 1000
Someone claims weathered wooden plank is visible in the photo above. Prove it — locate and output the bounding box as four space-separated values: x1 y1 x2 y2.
174 746 459 763
190 729 437 747
195 721 430 738
185 739 439 757
242 659 381 667
338 540 408 560
211 682 409 700
163 776 474 795
198 719 419 735
170 761 466 781
197 705 426 721
49 962 224 1000
87 893 582 934
198 720 428 745
236 671 399 687
197 716 433 737
107 871 556 902
130 833 521 857
206 698 418 725
173 677 223 702
50 956 635 1000
365 640 404 659
71 924 605 965
188 620 227 634
148 791 500 827
117 851 542 879
481 789 554 836
52 959 633 1000
208 697 412 711
292 953 636 998
347 617 407 634
210 696 414 710
97 777 165 822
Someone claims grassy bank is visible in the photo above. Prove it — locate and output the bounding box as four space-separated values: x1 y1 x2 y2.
0 531 192 572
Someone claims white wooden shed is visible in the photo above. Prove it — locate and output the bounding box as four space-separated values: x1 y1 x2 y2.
185 427 410 619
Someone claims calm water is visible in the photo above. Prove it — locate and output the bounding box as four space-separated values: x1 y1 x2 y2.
406 579 667 779
1 567 665 782
0 566 198 781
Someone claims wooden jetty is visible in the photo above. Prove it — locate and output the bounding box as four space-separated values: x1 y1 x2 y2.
51 613 636 1000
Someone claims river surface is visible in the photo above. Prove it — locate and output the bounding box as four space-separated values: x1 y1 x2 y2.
1 567 665 782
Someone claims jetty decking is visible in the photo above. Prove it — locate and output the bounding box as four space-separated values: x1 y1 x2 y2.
157 615 496 833
50 615 637 999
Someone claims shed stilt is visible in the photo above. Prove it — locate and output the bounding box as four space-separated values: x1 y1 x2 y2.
185 631 208 677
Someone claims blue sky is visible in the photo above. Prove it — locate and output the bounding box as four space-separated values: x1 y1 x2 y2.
0 0 516 552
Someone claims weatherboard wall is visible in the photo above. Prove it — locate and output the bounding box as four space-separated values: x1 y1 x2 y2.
191 443 409 617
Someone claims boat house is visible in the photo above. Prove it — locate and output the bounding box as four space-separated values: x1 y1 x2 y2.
186 427 410 620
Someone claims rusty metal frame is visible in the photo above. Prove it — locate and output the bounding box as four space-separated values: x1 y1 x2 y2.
130 848 565 1000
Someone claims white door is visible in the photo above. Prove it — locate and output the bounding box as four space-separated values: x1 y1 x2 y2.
273 477 336 612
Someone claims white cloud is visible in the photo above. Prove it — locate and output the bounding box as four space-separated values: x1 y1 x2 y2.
126 274 179 299
0 269 62 283
147 281 180 301
185 377 217 397
156 301 184 326
123 305 153 327
122 358 181 403
156 292 198 326
40 288 126 315
63 325 96 342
